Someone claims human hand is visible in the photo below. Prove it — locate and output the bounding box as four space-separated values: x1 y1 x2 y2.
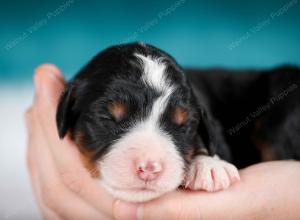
113 161 300 220
25 64 136 220
26 64 300 220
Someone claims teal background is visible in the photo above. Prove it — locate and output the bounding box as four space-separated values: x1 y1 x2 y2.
0 1 299 218
1 0 300 83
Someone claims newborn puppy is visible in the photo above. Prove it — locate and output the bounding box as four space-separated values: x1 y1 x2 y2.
56 42 240 202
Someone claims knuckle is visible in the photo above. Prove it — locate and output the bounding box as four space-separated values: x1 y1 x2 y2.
41 181 64 212
60 170 85 194
42 193 55 211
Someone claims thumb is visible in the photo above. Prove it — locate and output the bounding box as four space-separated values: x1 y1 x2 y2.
113 191 202 220
113 200 140 220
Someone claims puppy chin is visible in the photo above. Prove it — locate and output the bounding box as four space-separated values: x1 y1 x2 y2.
100 180 169 202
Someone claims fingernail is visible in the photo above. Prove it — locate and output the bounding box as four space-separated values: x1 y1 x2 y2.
46 70 61 83
35 70 61 97
34 64 63 88
37 64 63 81
113 200 140 220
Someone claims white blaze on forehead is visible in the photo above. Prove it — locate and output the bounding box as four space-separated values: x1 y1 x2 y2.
144 87 173 130
135 53 170 92
135 53 175 128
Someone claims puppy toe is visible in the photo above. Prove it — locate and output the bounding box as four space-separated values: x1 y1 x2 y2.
185 165 197 189
212 167 230 191
185 160 213 191
224 163 240 182
186 155 239 192
196 167 214 191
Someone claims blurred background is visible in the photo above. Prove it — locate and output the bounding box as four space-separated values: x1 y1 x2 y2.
0 0 299 219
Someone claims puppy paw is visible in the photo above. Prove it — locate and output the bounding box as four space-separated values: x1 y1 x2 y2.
185 155 240 192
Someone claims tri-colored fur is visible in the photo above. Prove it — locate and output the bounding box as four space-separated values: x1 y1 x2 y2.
56 42 300 202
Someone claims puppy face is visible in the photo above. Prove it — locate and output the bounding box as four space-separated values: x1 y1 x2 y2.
56 43 213 202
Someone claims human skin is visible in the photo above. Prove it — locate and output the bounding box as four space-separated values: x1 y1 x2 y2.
25 64 300 220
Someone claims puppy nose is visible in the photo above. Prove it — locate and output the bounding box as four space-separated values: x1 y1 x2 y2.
136 161 162 181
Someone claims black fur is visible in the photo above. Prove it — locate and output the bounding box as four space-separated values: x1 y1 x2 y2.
187 66 300 167
56 42 300 168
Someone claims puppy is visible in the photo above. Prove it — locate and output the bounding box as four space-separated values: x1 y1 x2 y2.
56 42 299 202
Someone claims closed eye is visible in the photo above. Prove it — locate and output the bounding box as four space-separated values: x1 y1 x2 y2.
173 106 188 126
98 113 113 121
108 100 127 122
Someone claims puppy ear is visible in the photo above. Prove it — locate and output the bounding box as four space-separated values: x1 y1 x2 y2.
56 83 76 139
197 108 217 156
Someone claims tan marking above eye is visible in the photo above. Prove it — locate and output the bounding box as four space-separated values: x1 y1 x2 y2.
173 106 188 125
108 101 127 121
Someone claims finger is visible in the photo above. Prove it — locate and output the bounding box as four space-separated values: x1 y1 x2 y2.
115 162 300 220
34 64 87 173
31 107 107 220
27 144 62 220
140 192 202 220
114 191 205 220
115 184 247 220
25 107 62 220
28 82 106 219
33 65 115 217
113 200 139 220
34 63 65 83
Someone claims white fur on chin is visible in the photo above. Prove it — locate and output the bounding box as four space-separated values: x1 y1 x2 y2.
100 180 168 202
99 125 185 202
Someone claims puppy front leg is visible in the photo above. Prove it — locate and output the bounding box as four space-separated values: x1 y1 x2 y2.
185 155 240 192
